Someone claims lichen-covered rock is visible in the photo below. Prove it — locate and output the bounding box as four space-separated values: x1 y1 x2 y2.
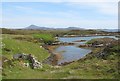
13 54 43 69
13 53 29 60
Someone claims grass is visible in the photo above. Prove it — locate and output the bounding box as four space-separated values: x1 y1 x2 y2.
86 37 115 44
62 57 118 79
2 34 50 61
2 34 119 79
32 34 55 44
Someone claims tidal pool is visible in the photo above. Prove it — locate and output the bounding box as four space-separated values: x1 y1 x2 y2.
54 36 117 64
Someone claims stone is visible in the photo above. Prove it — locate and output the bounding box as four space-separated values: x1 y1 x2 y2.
53 66 61 69
13 54 23 60
40 46 42 48
13 53 43 69
23 63 29 67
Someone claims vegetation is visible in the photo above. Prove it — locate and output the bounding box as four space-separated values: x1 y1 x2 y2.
66 30 106 35
1 28 119 79
2 34 50 61
86 38 115 44
61 40 119 79
2 28 115 36
32 34 55 45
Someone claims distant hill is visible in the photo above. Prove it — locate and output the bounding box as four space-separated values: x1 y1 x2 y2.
25 25 84 30
99 29 119 32
66 27 84 30
25 25 52 30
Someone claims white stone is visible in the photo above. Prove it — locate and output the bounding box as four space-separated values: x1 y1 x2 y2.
40 46 42 48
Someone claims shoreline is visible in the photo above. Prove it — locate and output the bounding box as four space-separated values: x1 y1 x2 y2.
42 36 117 66
42 45 62 65
42 44 93 66
60 35 115 38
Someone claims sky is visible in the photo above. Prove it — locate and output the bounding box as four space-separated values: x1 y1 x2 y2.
1 0 119 29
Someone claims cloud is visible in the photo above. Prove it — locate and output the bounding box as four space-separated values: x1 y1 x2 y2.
2 0 119 2
0 3 2 27
15 6 33 10
2 16 117 29
66 2 118 16
2 1 118 29
9 5 81 20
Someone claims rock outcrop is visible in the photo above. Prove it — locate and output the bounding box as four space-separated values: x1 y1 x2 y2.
13 53 42 69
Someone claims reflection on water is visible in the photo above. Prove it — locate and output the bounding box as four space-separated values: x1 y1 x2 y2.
54 36 117 64
54 46 91 64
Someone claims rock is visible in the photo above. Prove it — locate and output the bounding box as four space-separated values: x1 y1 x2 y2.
53 66 61 69
28 54 43 69
13 53 43 69
33 61 43 69
13 53 29 60
79 44 93 47
13 53 23 60
23 63 29 67
2 57 9 63
73 40 86 42
40 46 42 48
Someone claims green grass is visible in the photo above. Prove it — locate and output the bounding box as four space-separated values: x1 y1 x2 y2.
2 34 119 79
86 38 115 44
2 34 49 61
61 57 118 79
32 34 55 44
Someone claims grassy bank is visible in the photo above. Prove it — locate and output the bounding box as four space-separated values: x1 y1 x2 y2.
2 34 49 61
2 34 51 79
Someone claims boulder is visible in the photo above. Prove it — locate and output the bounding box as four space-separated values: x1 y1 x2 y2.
13 53 43 69
13 53 29 60
28 54 42 69
23 63 29 67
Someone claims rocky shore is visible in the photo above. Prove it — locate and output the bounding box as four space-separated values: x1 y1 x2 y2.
42 45 62 65
79 38 116 48
73 40 86 42
43 37 118 66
